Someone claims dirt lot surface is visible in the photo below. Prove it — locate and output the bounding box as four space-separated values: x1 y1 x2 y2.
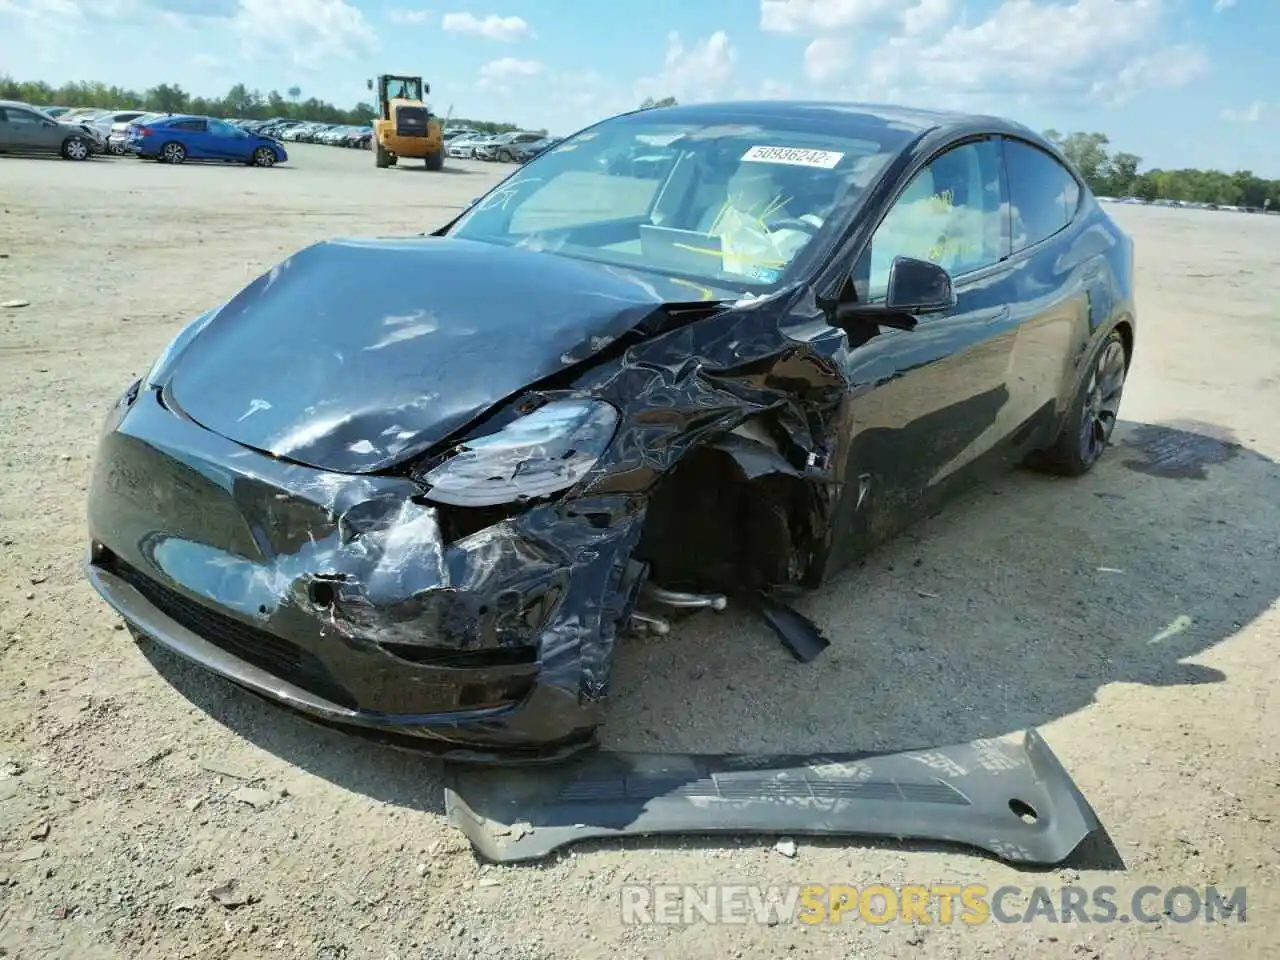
1 145 1277 960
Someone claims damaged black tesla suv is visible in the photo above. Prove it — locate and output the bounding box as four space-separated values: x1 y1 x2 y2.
86 101 1135 761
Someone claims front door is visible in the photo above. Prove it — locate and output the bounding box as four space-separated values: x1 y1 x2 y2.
2 107 60 152
827 136 1022 572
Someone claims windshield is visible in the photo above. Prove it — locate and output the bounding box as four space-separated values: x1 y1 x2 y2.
445 112 911 290
388 77 423 100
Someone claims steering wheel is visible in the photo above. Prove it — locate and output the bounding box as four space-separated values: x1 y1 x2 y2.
766 217 821 236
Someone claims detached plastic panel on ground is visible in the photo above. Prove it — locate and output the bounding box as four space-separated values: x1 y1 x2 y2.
444 728 1100 865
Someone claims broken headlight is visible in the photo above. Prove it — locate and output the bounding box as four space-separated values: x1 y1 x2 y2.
418 399 618 507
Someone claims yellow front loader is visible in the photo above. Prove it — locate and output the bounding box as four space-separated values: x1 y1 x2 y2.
368 74 445 170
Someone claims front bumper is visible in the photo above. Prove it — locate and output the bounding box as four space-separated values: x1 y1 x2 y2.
85 386 647 761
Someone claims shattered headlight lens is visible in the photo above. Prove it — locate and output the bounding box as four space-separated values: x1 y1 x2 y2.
419 399 618 507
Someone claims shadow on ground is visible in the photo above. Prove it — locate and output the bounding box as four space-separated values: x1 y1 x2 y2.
137 419 1280 866
386 163 473 174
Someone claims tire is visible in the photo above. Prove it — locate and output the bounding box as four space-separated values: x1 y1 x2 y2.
251 146 276 167
160 141 186 164
61 136 90 161
108 141 125 156
424 150 444 171
375 141 392 168
497 149 511 162
1029 329 1128 477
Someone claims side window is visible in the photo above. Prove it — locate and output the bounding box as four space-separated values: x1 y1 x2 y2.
1004 138 1079 252
7 109 43 126
208 120 238 137
860 138 1007 300
170 119 206 132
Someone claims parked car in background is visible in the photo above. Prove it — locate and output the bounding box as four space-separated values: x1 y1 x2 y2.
476 131 547 162
127 115 287 166
0 100 102 160
512 136 559 163
108 112 163 155
42 106 72 117
446 133 484 158
57 107 105 124
84 110 150 151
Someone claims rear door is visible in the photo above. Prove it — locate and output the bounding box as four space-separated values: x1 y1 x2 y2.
166 118 210 158
999 137 1096 438
830 136 1020 568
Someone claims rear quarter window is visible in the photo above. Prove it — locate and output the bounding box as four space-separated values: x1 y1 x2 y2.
1004 138 1081 253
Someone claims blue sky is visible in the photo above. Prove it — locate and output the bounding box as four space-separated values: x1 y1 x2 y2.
1 0 1275 174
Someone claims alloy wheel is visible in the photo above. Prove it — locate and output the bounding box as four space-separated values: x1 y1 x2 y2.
1077 338 1127 462
65 138 89 160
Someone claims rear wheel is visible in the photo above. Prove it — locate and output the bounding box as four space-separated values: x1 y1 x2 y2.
497 149 512 162
160 141 186 164
375 141 392 168
61 136 90 161
1029 329 1128 476
251 146 276 167
424 150 444 171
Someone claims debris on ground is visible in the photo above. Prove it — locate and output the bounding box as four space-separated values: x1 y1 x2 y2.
207 879 256 909
231 787 276 810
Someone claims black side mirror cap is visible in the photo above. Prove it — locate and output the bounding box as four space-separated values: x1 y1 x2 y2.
884 256 956 313
831 256 956 333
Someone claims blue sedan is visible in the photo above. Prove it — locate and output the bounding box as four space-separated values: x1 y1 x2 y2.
127 115 288 166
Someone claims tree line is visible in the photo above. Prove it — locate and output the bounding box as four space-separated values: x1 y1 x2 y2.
1044 130 1275 209
0 76 523 134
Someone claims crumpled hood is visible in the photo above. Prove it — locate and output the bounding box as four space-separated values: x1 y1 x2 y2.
164 236 730 474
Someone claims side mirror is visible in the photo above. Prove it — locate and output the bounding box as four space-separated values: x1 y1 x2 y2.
832 256 955 333
424 83 431 95
367 78 374 90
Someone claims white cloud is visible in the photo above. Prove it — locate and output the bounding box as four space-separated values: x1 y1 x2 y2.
634 30 737 103
387 7 432 24
761 0 897 33
1213 0 1235 10
442 11 531 41
0 0 82 18
232 0 376 65
902 0 953 35
1221 100 1264 122
477 56 541 93
761 0 948 35
803 36 849 83
193 52 219 67
854 0 1205 107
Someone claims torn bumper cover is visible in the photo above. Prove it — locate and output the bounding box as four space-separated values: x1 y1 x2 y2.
85 387 648 760
444 729 1100 865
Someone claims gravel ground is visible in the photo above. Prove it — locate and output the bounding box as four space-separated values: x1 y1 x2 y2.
0 145 1277 960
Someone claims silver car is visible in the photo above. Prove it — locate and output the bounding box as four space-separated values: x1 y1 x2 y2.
0 101 100 160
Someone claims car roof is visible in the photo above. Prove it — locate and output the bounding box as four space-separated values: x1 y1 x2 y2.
615 100 1033 141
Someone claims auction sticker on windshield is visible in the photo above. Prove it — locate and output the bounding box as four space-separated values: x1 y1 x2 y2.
741 145 844 168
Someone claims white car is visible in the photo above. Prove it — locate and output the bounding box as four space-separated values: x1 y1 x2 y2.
84 110 150 153
447 134 484 159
